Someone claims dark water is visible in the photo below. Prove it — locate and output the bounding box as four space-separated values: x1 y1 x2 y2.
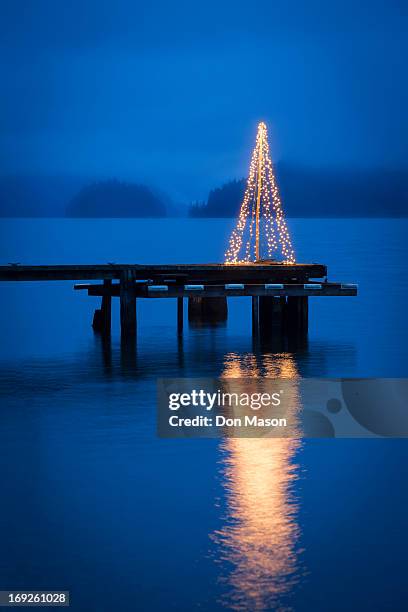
0 218 407 611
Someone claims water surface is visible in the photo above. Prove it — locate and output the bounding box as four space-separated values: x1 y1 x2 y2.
0 218 407 611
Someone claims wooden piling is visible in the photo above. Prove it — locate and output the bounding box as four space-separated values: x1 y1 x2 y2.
301 296 308 331
252 296 259 335
101 280 112 333
177 297 184 334
188 297 228 322
92 281 112 334
120 271 137 337
259 296 285 335
92 309 103 332
285 296 308 333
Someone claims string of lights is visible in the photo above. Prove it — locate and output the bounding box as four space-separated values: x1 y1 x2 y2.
225 122 296 264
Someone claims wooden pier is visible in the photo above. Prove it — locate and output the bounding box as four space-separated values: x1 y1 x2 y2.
0 262 357 338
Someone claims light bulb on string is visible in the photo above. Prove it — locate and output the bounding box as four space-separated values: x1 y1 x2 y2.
225 122 296 265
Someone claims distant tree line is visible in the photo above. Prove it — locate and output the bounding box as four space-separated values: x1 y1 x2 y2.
188 165 408 218
66 179 167 217
0 168 407 218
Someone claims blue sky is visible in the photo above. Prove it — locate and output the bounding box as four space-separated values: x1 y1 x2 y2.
1 0 407 200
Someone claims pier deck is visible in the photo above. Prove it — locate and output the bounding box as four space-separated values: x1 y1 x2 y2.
0 262 357 337
0 262 326 283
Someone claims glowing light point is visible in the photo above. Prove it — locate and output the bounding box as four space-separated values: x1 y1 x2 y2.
225 122 296 264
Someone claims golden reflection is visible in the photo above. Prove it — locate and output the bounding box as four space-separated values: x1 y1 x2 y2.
223 351 300 380
212 352 302 611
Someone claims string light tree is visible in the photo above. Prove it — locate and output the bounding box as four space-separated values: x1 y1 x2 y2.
225 122 296 265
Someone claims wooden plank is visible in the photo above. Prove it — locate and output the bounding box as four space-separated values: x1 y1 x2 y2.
0 262 327 283
77 282 357 298
136 284 356 298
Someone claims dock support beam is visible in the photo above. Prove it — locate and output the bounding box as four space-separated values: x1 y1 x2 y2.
120 271 137 337
177 297 184 334
259 296 285 335
92 279 112 334
252 296 308 338
188 297 228 324
285 296 308 333
252 296 259 335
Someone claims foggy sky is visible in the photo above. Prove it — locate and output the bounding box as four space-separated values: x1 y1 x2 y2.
1 0 407 201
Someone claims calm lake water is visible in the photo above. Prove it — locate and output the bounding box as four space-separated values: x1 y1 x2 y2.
0 218 407 611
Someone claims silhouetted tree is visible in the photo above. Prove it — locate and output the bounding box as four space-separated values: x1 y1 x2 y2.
189 179 246 217
188 200 207 217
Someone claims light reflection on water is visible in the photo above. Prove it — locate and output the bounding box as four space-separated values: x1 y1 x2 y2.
212 352 303 611
214 437 302 611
